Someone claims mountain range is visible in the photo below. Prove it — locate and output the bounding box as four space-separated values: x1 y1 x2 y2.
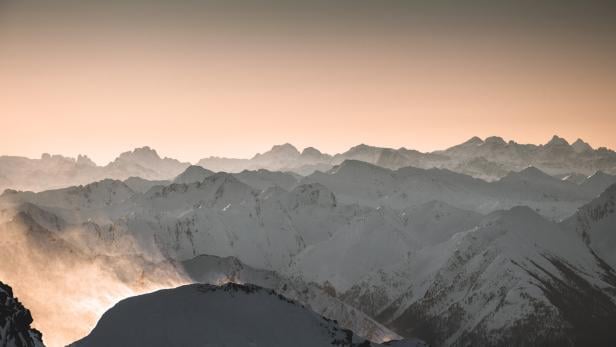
1 156 616 346
2 136 616 193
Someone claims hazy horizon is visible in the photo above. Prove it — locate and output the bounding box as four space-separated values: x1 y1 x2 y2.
2 0 616 164
0 134 609 166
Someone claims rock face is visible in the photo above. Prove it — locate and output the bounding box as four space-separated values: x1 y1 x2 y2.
0 282 44 347
70 283 424 347
370 206 616 346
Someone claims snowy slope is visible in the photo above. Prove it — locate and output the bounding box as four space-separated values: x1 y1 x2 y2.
303 161 591 219
290 206 415 291
401 201 483 247
579 171 616 197
3 170 616 346
561 183 616 269
0 179 136 225
181 254 401 343
70 283 424 347
378 207 616 346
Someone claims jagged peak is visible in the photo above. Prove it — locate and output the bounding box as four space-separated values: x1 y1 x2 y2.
571 138 593 152
117 146 161 161
463 136 484 145
546 135 569 146
0 281 44 347
76 154 97 166
251 143 300 160
484 136 506 145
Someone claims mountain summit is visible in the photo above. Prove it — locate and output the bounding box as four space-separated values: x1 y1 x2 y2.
546 135 570 146
70 283 423 347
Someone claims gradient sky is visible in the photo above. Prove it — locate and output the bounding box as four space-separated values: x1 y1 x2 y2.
1 0 615 164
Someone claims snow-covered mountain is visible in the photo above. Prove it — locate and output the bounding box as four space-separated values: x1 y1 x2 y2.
0 197 404 344
561 183 616 269
302 160 592 220
579 171 616 197
70 283 423 347
181 254 401 342
0 281 44 347
3 160 616 346
0 204 188 347
373 207 616 346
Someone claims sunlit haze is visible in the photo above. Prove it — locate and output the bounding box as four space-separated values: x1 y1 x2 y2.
2 1 616 164
2 3 616 347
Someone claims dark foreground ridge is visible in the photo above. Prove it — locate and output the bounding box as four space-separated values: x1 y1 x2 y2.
71 282 424 347
0 281 44 347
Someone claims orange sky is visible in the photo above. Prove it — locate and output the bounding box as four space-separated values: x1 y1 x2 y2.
1 1 615 164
